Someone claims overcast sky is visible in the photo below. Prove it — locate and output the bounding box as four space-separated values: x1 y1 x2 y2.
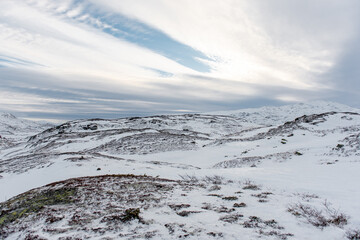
0 0 359 121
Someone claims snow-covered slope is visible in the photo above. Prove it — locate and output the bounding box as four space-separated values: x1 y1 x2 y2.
1 102 360 239
0 112 53 145
209 101 360 126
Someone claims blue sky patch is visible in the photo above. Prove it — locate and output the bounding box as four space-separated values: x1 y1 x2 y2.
0 55 43 68
72 2 212 73
143 67 174 78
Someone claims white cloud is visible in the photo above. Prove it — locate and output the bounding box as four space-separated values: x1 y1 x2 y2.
90 0 360 90
0 0 359 119
0 1 198 88
0 90 82 114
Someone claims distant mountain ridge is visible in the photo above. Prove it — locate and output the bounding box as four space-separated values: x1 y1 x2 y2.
0 112 53 143
209 101 360 125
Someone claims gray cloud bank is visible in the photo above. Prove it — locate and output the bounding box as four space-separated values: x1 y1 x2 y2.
0 68 335 122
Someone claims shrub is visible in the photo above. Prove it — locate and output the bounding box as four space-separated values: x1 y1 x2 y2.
336 144 344 149
219 213 243 223
346 229 360 240
222 196 238 201
242 180 261 190
177 210 200 217
121 208 140 222
288 201 348 228
233 202 246 208
203 175 224 185
179 174 199 183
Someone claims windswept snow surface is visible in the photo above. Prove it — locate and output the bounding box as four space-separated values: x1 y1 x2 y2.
1 102 360 239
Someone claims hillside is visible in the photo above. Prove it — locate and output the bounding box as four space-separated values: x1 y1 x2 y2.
0 112 53 149
1 102 360 239
209 101 360 126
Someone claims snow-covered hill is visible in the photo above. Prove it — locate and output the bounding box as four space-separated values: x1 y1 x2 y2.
0 112 53 147
1 102 360 239
209 101 360 126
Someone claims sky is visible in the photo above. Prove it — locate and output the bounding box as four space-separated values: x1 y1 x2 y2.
0 0 359 122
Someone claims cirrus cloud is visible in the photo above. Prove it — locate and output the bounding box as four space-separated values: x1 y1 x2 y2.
0 0 359 121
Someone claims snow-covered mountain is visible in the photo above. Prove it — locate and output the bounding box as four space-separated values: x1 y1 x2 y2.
209 101 360 125
0 112 53 140
1 102 360 239
0 112 53 150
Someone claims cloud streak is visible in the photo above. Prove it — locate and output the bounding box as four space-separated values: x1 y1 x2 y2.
0 0 359 121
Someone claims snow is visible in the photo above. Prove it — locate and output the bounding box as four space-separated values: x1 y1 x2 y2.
208 101 360 126
1 102 360 239
0 112 53 144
